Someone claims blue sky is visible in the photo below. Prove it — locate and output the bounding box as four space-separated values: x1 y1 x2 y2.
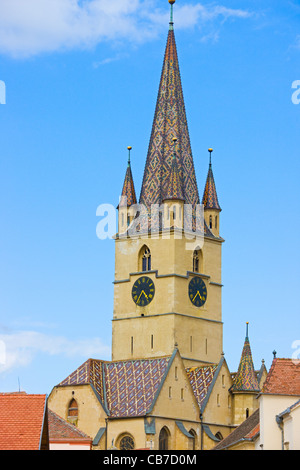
0 0 299 395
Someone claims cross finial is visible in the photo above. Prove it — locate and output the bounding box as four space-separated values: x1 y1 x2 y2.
169 0 175 30
208 148 213 167
127 146 132 167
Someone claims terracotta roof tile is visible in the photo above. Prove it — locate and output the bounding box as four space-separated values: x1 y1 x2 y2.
213 409 259 450
262 358 300 395
48 409 92 443
0 393 47 450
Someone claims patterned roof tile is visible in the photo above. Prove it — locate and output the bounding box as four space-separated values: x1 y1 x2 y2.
186 365 218 409
231 336 260 393
139 27 201 231
119 162 137 208
58 356 171 418
202 164 221 211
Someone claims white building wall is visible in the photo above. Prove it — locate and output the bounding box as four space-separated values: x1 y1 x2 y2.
258 394 300 450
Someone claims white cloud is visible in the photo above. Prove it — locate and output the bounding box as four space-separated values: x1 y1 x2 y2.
0 330 110 373
0 0 251 58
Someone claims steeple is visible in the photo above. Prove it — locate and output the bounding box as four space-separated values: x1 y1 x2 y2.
231 323 260 393
202 149 221 212
139 0 200 225
163 137 185 202
119 146 137 208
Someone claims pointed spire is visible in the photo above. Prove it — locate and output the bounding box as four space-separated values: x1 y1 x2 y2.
169 0 175 30
139 2 200 222
202 149 221 211
118 146 137 208
163 137 185 201
231 323 260 393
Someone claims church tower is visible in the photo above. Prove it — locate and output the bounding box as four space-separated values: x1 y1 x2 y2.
112 0 224 367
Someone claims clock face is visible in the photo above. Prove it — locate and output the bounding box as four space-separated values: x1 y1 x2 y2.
132 276 155 307
188 277 207 307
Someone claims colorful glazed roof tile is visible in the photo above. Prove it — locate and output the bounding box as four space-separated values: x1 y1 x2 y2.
186 364 219 409
119 158 137 208
59 358 105 406
48 409 92 444
202 161 221 211
163 152 184 201
231 329 260 393
139 25 200 228
261 358 300 395
58 356 172 418
103 357 170 417
0 393 48 450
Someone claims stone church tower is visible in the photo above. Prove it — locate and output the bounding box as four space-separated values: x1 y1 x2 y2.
48 1 267 451
112 1 224 367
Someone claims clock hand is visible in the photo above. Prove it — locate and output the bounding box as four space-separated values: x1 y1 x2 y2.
137 290 148 303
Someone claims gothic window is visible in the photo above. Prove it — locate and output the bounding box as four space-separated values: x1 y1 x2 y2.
119 435 135 450
189 429 197 450
159 427 170 450
246 408 249 419
209 215 213 229
140 246 151 272
215 215 218 229
67 398 78 425
215 432 223 441
193 249 203 273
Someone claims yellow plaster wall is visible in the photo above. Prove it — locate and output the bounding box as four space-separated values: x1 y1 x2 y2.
48 385 107 442
231 392 259 426
112 231 223 364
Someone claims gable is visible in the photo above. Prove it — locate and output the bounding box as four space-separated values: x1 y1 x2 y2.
54 355 173 419
150 351 200 421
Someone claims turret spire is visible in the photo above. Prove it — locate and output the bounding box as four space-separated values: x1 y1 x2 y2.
231 323 260 392
202 149 221 211
118 147 137 208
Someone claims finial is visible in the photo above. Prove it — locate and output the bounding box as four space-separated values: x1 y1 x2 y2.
127 146 132 166
208 148 213 167
169 0 175 30
246 321 249 338
273 350 277 359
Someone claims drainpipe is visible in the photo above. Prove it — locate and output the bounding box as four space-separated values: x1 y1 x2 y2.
200 413 204 450
105 418 108 450
275 415 284 450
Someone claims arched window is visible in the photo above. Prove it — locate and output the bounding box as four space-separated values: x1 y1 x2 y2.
119 434 135 450
193 249 202 273
246 408 249 419
189 429 197 450
67 398 78 425
159 427 170 450
140 245 151 272
209 215 213 229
